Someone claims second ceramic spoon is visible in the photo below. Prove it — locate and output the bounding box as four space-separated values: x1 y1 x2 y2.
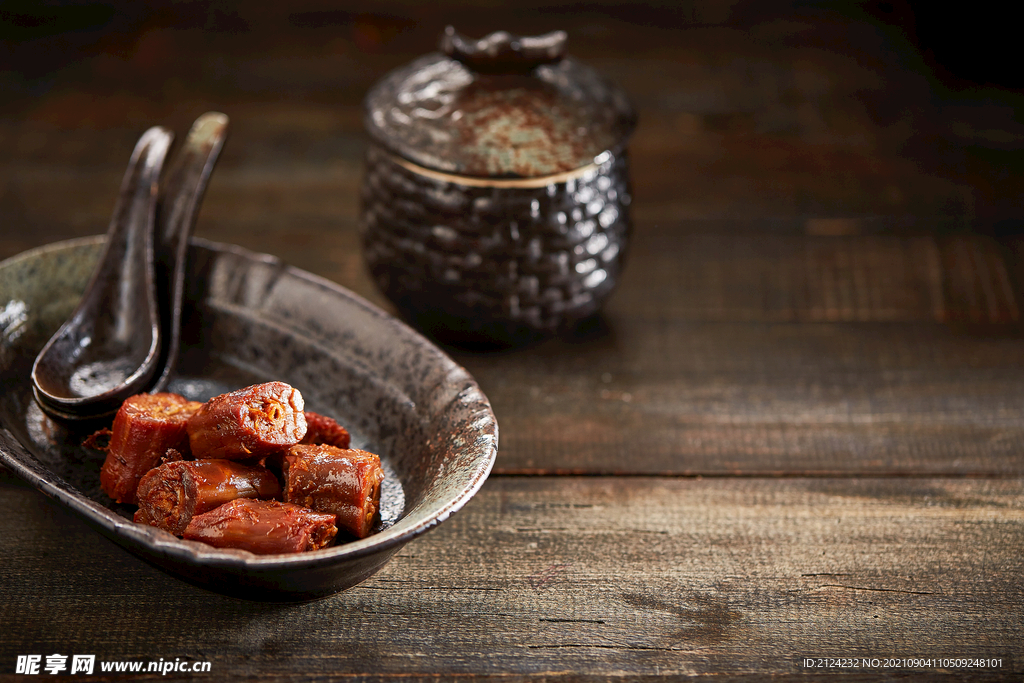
151 112 229 391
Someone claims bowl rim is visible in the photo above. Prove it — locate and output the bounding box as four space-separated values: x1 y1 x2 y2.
0 235 498 571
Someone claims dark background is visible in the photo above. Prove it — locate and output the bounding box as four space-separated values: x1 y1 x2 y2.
2 2 1021 88
2 1 1022 238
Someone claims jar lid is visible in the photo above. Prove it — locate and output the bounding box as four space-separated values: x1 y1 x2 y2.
363 27 637 179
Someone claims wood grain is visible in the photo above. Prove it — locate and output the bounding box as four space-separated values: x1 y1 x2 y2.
460 316 1024 476
456 222 1024 476
1 471 1020 679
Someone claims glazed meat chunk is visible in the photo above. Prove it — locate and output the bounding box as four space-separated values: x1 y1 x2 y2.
300 411 351 449
182 499 337 554
100 392 203 505
281 444 384 539
187 381 306 459
134 459 281 535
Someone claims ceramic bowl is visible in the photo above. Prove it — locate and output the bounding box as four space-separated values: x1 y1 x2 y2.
0 236 498 600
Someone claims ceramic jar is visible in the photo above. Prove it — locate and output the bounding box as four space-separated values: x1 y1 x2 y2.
360 28 636 345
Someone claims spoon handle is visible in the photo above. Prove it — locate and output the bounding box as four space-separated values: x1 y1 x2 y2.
95 126 174 355
152 112 230 391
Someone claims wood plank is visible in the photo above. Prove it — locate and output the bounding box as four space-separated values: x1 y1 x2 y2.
613 229 1021 325
460 315 1024 476
1 471 1020 679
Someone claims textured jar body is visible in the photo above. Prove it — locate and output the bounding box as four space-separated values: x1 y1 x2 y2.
360 144 632 345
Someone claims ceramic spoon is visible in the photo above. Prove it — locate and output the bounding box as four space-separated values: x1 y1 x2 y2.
31 126 174 423
151 111 229 392
31 113 229 422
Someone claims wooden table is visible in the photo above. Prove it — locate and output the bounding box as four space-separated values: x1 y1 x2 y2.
2 2 1022 679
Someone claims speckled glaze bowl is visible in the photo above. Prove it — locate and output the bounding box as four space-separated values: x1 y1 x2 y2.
361 28 636 346
0 237 497 600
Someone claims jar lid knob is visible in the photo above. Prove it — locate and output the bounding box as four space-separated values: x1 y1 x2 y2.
441 26 567 73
